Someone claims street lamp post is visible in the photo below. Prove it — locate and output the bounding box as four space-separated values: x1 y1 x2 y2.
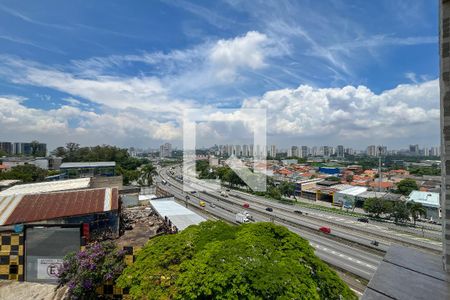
185 195 190 208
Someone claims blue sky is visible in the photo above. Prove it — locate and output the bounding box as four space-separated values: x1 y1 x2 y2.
0 0 439 150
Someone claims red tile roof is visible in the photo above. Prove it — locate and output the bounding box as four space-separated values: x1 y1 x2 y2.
1 188 118 226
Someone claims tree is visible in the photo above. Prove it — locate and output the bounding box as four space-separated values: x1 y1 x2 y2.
391 202 410 224
278 181 296 198
30 140 41 156
267 186 282 200
396 178 419 196
0 164 47 182
363 197 392 218
408 201 426 226
117 221 356 299
51 146 67 157
140 163 157 186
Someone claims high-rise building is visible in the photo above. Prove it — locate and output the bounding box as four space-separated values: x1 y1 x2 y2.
336 145 344 158
287 148 292 157
409 144 419 155
301 146 308 158
159 143 172 158
322 146 330 157
269 145 277 158
367 145 377 156
291 146 299 157
0 142 13 155
431 146 440 156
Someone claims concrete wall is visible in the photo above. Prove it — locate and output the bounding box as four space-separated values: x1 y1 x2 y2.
90 175 123 189
440 0 450 272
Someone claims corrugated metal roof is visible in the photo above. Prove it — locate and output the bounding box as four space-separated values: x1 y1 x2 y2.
0 188 118 226
60 161 116 168
407 191 440 208
335 186 367 196
0 178 91 196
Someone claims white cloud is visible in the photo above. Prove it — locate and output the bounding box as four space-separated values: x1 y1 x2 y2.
242 79 439 145
209 31 269 82
0 96 181 149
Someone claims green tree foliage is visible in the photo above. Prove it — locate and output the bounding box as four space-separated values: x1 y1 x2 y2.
277 181 296 198
408 166 440 176
396 178 419 195
140 163 157 186
408 201 426 226
391 202 410 224
53 143 149 184
117 221 356 300
267 186 282 200
326 176 341 182
363 198 392 218
0 164 47 182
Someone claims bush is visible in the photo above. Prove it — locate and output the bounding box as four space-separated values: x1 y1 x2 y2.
117 221 356 299
57 242 126 299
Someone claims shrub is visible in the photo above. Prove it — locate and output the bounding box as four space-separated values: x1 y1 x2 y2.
57 241 126 299
117 221 356 299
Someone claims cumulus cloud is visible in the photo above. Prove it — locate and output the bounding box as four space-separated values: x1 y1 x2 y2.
0 96 181 148
242 79 439 145
209 31 269 82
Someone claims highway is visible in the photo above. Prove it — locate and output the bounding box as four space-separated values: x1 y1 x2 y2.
156 166 384 281
173 164 442 254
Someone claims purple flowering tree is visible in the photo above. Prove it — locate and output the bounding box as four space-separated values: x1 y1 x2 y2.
57 241 126 299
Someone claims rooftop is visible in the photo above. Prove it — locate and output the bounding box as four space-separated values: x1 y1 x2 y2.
0 180 21 187
0 178 91 196
407 191 440 208
150 197 206 231
336 186 368 196
0 188 118 225
362 245 449 300
60 161 116 168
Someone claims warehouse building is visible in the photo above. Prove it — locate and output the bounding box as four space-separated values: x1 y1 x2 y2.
59 161 116 179
0 178 91 196
0 188 120 237
407 191 440 221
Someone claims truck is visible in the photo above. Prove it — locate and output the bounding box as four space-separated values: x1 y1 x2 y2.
235 213 250 223
242 210 254 221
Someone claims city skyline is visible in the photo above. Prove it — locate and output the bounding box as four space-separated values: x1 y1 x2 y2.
0 1 439 149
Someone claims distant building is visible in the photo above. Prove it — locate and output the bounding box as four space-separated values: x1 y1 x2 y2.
409 144 419 155
269 145 277 158
59 161 116 179
407 191 440 221
0 142 13 155
336 145 344 158
209 156 219 167
159 143 172 158
301 146 308 158
367 145 377 156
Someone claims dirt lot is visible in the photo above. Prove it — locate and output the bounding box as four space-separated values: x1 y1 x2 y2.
115 205 165 248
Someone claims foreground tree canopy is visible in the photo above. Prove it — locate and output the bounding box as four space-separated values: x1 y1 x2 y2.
117 221 356 299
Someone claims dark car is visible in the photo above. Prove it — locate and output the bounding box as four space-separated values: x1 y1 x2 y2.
266 207 273 212
357 217 369 223
294 210 303 215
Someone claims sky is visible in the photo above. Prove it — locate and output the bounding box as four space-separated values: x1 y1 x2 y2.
0 0 439 151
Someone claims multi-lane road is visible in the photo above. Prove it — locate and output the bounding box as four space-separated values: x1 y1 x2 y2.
156 165 384 281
